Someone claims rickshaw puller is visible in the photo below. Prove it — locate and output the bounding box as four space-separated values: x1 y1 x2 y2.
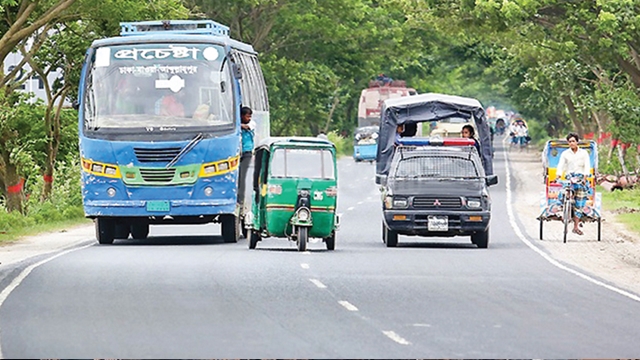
555 132 591 235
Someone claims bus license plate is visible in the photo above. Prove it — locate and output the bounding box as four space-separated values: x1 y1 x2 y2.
428 215 448 231
146 200 170 212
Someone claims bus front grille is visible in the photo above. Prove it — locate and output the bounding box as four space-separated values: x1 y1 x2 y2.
140 168 176 183
134 147 182 163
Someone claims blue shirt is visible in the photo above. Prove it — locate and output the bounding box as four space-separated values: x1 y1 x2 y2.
241 127 255 153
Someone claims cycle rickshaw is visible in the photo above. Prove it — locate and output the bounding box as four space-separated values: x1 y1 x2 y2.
538 139 602 242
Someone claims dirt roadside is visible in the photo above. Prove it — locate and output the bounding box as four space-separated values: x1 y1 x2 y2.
507 147 640 297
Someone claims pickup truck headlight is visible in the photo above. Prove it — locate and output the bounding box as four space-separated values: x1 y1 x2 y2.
392 197 408 209
466 198 482 208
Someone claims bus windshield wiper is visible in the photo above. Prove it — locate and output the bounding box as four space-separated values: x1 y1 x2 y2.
166 133 204 169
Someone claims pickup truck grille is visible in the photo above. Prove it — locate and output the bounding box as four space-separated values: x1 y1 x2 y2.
413 197 462 209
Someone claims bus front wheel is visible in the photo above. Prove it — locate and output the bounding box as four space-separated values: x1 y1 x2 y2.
95 218 115 245
221 214 240 243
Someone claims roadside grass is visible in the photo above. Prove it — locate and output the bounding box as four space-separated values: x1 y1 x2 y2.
0 215 91 245
597 185 640 235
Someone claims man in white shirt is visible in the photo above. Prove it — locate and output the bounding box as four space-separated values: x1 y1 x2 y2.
556 132 591 235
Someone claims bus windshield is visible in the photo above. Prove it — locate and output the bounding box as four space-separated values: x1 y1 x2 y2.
84 43 234 131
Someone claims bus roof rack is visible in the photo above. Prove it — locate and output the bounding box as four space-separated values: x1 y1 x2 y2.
120 20 230 37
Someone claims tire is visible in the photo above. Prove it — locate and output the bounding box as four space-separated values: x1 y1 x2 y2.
221 214 239 243
249 230 260 249
382 221 387 244
241 219 248 239
325 232 335 251
114 223 130 239
131 223 149 240
384 224 398 248
472 228 489 248
95 218 115 245
539 219 544 240
597 218 602 242
563 197 571 243
296 227 308 252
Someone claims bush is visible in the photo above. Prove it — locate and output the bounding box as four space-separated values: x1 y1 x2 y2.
327 131 353 157
0 209 36 233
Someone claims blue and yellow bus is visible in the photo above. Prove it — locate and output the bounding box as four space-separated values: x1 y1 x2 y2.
78 20 269 244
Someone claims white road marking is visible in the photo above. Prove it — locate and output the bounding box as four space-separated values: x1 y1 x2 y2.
502 139 640 303
300 263 310 269
0 244 93 358
412 323 432 327
309 279 327 288
357 201 363 205
382 330 411 345
347 206 355 211
338 300 359 311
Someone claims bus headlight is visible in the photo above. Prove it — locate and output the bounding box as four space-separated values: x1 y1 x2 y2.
107 187 117 197
204 187 213 196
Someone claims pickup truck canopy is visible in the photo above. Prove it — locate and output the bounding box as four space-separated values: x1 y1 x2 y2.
375 93 494 184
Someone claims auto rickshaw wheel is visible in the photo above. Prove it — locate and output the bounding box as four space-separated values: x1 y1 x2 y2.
221 214 240 243
597 218 602 242
325 232 335 251
249 230 260 249
131 223 149 240
95 218 115 245
296 227 308 251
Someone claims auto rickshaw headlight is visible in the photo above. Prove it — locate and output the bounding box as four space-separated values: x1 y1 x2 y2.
297 208 310 221
392 197 408 208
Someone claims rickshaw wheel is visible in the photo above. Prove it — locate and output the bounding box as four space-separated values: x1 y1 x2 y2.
597 218 602 242
297 227 308 251
325 232 335 251
221 214 240 243
562 202 571 244
249 230 260 249
539 219 544 240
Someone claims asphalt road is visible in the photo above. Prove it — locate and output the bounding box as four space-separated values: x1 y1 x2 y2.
1 143 640 358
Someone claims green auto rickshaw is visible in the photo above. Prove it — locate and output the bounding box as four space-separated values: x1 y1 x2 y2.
245 137 339 251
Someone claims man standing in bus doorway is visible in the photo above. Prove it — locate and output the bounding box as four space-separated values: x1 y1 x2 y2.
238 106 255 219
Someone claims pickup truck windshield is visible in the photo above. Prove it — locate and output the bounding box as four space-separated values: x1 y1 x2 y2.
394 155 479 179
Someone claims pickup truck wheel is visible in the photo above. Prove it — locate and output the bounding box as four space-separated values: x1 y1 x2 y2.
472 228 489 248
384 225 398 248
382 221 387 244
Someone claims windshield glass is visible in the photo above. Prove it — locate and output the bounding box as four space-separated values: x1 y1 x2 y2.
270 148 335 179
83 43 234 131
394 155 479 179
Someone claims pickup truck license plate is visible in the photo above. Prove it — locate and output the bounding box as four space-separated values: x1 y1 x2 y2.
428 215 448 231
146 200 170 212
